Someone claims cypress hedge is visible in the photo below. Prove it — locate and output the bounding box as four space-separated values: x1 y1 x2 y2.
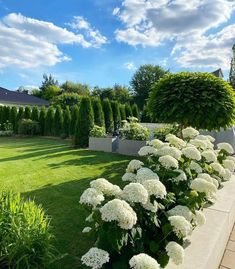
1 106 10 124
53 105 63 136
70 105 79 136
31 106 39 122
24 106 31 119
45 106 54 136
39 106 46 135
125 104 133 118
119 104 126 121
102 99 114 134
10 106 18 133
132 104 139 119
111 101 121 133
63 106 71 137
92 97 105 127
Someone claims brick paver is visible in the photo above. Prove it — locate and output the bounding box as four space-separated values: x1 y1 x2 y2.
220 225 235 269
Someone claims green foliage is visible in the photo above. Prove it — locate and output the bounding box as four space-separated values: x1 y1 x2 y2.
18 119 40 136
0 121 13 136
125 103 133 118
92 97 105 127
24 106 31 119
131 64 167 109
17 107 24 121
70 105 79 136
1 106 10 124
141 105 152 123
119 104 126 121
0 191 55 269
148 72 235 130
90 125 106 137
42 85 61 100
9 106 18 133
131 104 139 119
45 106 55 136
154 125 180 141
61 81 90 95
53 105 64 136
63 106 71 137
39 106 47 135
40 73 58 92
111 101 121 133
102 99 114 134
31 106 40 122
74 97 94 147
52 93 82 109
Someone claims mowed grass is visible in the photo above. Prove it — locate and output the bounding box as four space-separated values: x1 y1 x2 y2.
0 137 133 269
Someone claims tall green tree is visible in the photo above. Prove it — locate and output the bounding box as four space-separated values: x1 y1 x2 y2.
131 64 167 109
125 104 133 118
132 104 139 119
102 99 114 134
74 97 94 147
1 106 10 123
119 105 126 121
61 81 90 95
53 105 63 136
63 106 71 137
17 107 24 123
24 106 31 119
70 105 79 136
111 101 121 133
39 106 46 135
92 97 105 127
10 106 18 133
45 106 54 136
31 106 39 122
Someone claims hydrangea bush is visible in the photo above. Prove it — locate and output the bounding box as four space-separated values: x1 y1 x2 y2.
80 127 235 269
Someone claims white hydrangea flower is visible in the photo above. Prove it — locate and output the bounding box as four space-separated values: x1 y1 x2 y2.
190 178 217 195
223 168 232 181
165 134 186 148
90 178 121 196
138 146 158 156
126 160 144 173
81 247 109 269
211 162 226 177
182 147 201 161
217 143 234 154
193 210 206 226
227 156 235 163
80 188 104 207
189 161 202 173
173 169 187 182
166 241 184 265
198 173 219 188
100 199 137 230
122 183 149 204
157 146 182 160
147 139 164 149
129 253 160 269
223 159 235 172
201 150 217 163
122 172 137 182
86 213 94 223
136 167 159 183
182 127 199 139
142 200 159 213
168 216 192 238
159 155 179 169
168 205 193 221
190 139 208 150
82 227 92 233
142 179 167 198
196 134 215 143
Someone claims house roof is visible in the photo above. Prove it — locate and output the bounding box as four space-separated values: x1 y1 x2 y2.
211 68 224 78
0 87 49 106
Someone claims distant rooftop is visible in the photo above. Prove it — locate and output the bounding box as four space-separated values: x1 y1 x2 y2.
211 68 224 78
0 87 49 106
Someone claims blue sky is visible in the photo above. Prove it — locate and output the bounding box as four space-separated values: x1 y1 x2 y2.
0 0 235 90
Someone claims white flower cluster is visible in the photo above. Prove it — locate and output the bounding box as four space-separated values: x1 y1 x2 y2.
129 253 160 269
90 178 121 196
217 143 234 154
136 168 159 183
148 139 164 149
166 241 184 265
138 146 158 156
190 178 217 197
201 150 217 163
168 216 192 238
223 159 235 172
122 183 148 204
126 160 144 173
198 173 219 188
82 227 92 233
81 247 109 269
211 162 226 177
194 210 206 226
168 205 193 221
182 146 201 161
182 127 199 139
173 169 187 182
159 155 179 169
80 188 104 207
165 134 186 148
100 199 137 230
142 180 167 198
189 161 202 173
157 145 182 160
122 172 137 182
190 139 208 150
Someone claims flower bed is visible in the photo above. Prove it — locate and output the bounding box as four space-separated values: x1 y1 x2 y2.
80 127 235 269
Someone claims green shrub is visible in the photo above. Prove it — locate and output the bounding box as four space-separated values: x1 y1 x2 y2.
141 105 152 123
111 101 121 133
18 119 40 136
39 106 46 135
31 106 39 122
53 105 63 136
17 107 24 121
70 105 79 136
92 97 105 127
74 97 94 147
63 106 71 137
0 192 55 269
1 106 10 124
132 103 139 119
45 107 54 136
102 99 114 134
24 106 31 119
119 104 126 120
90 125 106 137
52 92 82 109
148 72 235 130
0 121 13 136
125 103 133 118
154 125 180 141
9 106 17 133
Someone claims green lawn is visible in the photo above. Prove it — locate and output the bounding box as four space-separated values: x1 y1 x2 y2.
0 137 133 269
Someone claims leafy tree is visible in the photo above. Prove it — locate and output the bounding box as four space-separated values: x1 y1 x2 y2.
148 72 235 130
40 74 58 92
70 105 79 136
31 88 42 98
131 64 167 109
111 101 121 133
92 97 105 127
102 99 114 134
53 105 63 136
9 106 18 133
119 104 126 121
74 97 94 147
42 85 61 100
132 104 139 119
39 106 46 135
125 104 133 118
52 93 81 109
61 81 90 95
23 106 31 119
45 106 54 136
63 106 71 137
31 106 39 122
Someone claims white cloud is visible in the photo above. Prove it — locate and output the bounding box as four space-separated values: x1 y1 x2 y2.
114 0 235 69
0 13 107 69
123 62 136 70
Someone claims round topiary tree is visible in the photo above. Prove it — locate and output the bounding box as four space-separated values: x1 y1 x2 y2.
70 105 79 136
119 104 126 121
63 106 71 137
45 106 54 136
39 106 46 135
102 99 114 134
9 106 18 133
74 97 94 147
92 97 105 127
132 104 139 119
148 72 235 130
24 106 31 119
53 105 63 136
125 103 133 118
111 101 121 133
31 106 39 122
